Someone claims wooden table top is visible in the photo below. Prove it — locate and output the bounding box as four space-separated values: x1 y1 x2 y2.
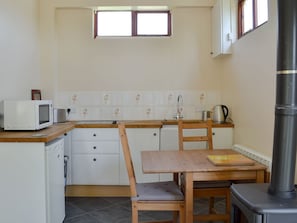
141 149 267 174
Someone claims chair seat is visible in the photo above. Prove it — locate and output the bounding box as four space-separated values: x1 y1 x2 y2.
134 181 184 201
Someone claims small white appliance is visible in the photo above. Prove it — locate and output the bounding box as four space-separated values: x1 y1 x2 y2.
0 100 53 130
53 108 68 123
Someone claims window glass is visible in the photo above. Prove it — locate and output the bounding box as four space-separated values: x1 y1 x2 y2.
256 0 268 26
95 10 171 37
97 11 132 36
238 0 268 37
137 13 168 35
243 0 253 33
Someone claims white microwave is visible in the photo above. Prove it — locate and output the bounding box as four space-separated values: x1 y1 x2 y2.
0 100 53 130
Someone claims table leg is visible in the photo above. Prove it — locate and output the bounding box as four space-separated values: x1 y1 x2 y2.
184 172 193 223
256 170 265 183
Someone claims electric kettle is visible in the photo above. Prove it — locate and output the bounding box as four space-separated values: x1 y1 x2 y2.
212 105 229 123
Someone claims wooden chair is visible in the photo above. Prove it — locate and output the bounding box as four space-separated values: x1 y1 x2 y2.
177 119 231 223
118 123 185 223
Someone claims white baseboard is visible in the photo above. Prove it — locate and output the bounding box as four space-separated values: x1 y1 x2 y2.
233 144 272 171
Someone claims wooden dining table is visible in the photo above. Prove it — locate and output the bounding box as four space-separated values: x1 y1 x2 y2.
141 149 267 223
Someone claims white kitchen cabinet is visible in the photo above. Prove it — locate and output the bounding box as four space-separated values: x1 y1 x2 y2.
120 128 160 185
160 125 233 151
71 128 120 185
211 0 232 57
45 138 65 223
0 140 65 223
212 127 233 148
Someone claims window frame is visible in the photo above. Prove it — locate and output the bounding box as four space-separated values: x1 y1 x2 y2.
94 10 172 38
238 0 268 38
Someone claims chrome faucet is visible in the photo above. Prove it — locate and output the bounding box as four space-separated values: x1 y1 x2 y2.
174 94 184 119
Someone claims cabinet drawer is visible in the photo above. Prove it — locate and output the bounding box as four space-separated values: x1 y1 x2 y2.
72 154 119 185
72 128 119 141
72 141 119 154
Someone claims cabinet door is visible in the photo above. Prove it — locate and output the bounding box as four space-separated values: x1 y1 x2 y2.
0 143 47 223
120 128 160 185
211 0 232 57
71 128 120 185
45 139 65 223
212 127 233 149
64 131 72 185
72 154 119 185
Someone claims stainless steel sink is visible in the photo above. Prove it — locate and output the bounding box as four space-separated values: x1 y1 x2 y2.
76 120 117 124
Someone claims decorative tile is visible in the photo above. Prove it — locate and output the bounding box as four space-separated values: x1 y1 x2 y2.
56 90 222 121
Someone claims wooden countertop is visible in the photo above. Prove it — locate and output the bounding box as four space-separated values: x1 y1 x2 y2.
74 120 234 128
161 119 234 128
0 119 234 142
0 122 75 143
75 120 163 128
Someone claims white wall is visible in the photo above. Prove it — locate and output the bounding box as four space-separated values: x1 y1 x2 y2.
37 3 226 118
221 0 277 157
54 7 222 92
0 0 41 101
39 0 223 101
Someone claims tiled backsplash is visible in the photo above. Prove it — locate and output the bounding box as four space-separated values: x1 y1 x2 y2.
56 90 221 121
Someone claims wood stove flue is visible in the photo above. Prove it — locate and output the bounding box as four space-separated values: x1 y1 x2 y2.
268 0 297 199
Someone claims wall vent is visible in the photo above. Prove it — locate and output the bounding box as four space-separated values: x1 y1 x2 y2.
233 144 272 171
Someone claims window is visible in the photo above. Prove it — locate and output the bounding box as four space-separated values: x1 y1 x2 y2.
96 11 132 36
94 10 171 37
238 0 268 38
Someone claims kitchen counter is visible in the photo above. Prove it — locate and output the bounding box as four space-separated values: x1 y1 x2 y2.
75 119 234 128
75 120 163 128
0 122 75 142
161 119 234 128
0 120 234 142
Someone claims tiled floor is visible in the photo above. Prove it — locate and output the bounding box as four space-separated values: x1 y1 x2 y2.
64 196 226 223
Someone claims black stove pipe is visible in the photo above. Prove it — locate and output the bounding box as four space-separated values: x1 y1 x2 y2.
268 0 297 199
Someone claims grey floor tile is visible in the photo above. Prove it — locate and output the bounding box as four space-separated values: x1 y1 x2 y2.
89 204 132 223
65 202 86 219
66 197 113 212
64 213 100 223
64 196 227 223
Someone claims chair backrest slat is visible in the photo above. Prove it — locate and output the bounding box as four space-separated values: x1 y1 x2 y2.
178 119 213 150
118 123 138 197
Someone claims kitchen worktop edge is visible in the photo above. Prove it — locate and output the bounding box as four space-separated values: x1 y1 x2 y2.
0 120 234 142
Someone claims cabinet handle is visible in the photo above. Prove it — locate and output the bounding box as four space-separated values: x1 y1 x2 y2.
93 158 97 161
153 133 157 136
93 146 97 150
212 133 215 135
93 133 96 137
